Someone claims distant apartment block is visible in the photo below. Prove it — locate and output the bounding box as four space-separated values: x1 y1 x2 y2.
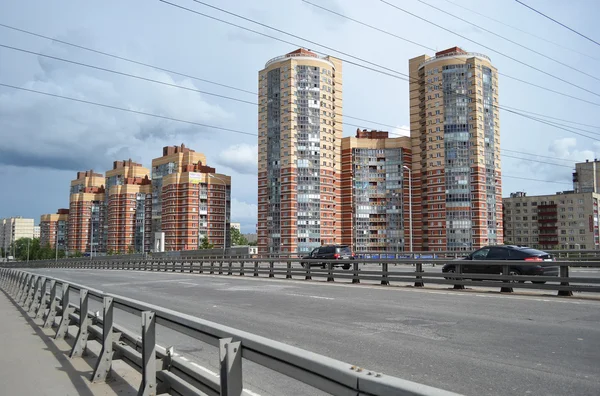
161 159 231 251
40 209 69 250
258 48 343 255
106 159 152 254
573 159 600 193
409 46 502 251
68 170 105 255
341 130 412 253
151 145 209 244
33 225 40 239
503 191 600 250
0 217 35 254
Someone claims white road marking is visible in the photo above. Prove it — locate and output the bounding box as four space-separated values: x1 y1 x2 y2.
178 282 197 286
285 293 334 300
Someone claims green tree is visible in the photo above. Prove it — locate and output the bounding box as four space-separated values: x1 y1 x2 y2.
72 250 84 258
248 241 258 246
128 245 135 254
199 237 214 249
230 227 248 246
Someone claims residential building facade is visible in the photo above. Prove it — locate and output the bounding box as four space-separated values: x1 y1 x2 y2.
68 170 105 255
39 209 69 251
151 145 209 245
409 46 502 251
258 48 343 256
341 130 412 253
503 191 600 250
161 161 231 251
33 225 40 239
573 159 600 193
106 160 152 254
0 217 35 255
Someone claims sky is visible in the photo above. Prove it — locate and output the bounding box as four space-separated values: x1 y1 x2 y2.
1 0 600 233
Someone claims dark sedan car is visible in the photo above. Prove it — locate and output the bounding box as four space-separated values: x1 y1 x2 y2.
442 245 559 283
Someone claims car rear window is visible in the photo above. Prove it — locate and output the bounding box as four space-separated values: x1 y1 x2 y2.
336 246 352 254
516 248 549 257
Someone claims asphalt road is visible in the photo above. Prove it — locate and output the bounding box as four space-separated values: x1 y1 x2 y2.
28 268 600 396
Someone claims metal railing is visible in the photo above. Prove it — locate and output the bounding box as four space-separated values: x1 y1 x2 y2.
4 257 600 296
0 268 461 396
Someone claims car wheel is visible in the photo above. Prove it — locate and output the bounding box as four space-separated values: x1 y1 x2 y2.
444 268 456 280
508 269 522 283
532 280 546 284
301 262 306 269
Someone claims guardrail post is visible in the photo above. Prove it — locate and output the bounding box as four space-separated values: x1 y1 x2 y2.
240 261 245 276
286 261 292 279
558 266 573 297
305 263 312 280
500 265 514 293
254 262 259 277
55 283 73 340
35 277 50 320
16 273 29 302
29 276 44 314
327 262 334 282
414 263 424 287
43 280 58 328
92 296 114 382
228 260 233 276
70 289 90 358
269 262 274 278
453 264 465 289
138 311 156 396
190 260 195 273
23 275 36 308
219 337 243 396
219 260 224 275
381 263 389 285
352 262 360 284
10 271 21 295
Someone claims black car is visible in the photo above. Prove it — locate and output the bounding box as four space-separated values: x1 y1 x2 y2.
442 245 559 283
301 245 355 270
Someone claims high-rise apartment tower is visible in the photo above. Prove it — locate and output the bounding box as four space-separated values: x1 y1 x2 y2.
258 48 343 255
409 47 502 251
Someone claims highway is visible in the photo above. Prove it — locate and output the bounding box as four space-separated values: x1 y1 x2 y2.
30 268 600 396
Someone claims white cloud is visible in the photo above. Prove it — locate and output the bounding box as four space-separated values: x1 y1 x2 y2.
217 143 258 175
0 39 234 171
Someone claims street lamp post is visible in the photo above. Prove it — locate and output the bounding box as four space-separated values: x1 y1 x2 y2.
55 224 59 263
208 174 228 258
26 238 30 263
402 165 413 254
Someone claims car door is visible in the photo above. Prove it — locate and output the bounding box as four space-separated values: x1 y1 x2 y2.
484 247 510 274
468 247 491 273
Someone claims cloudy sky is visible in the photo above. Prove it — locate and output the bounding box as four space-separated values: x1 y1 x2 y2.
1 0 600 232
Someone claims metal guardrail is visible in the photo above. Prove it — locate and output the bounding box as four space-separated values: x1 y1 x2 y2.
4 257 600 296
0 268 462 396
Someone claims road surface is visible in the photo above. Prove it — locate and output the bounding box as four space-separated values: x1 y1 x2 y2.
28 268 600 396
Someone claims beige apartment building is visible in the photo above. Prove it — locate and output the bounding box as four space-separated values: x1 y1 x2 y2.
0 217 35 255
68 170 105 255
409 46 502 252
152 145 231 251
257 48 343 256
105 159 152 254
503 191 600 250
341 130 412 253
151 145 209 242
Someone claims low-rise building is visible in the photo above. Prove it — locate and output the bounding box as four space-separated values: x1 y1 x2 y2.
503 191 600 250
